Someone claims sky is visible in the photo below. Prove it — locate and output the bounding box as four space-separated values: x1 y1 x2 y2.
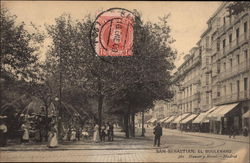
2 1 221 67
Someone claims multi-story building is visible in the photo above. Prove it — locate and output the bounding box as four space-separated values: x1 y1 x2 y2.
208 2 250 134
170 2 250 134
152 100 172 120
173 47 202 115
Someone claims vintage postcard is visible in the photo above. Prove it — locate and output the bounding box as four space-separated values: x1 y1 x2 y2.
0 1 249 162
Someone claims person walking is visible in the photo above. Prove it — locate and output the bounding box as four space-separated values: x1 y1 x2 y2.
153 123 162 147
70 127 77 141
108 122 114 141
229 126 236 139
100 124 106 142
93 124 100 143
0 117 8 147
48 124 58 148
21 121 30 143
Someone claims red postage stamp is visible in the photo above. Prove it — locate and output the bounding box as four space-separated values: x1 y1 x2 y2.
91 8 135 56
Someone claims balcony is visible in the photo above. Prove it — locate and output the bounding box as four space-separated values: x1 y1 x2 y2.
218 59 250 82
214 90 250 105
204 65 212 74
217 12 249 37
204 85 212 93
221 33 249 57
182 76 201 88
179 92 200 104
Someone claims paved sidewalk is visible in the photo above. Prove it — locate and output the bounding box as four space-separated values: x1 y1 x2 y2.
0 129 156 151
164 128 250 144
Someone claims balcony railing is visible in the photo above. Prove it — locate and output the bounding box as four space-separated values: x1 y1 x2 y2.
218 59 250 82
179 92 200 104
213 90 250 105
222 33 249 56
218 12 248 36
182 76 201 88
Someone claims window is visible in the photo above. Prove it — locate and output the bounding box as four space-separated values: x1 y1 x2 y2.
230 83 233 94
224 85 226 96
236 28 240 39
223 39 226 49
244 22 248 33
217 40 220 51
224 62 226 71
237 55 240 64
244 78 248 91
206 37 209 49
206 57 209 65
190 85 192 95
217 61 221 73
206 93 209 104
217 92 220 97
206 74 209 85
229 34 232 44
223 16 226 25
237 80 240 96
230 58 233 68
245 49 248 60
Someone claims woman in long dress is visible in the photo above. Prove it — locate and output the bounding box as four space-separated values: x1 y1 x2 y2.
48 124 58 148
21 122 29 143
93 124 100 142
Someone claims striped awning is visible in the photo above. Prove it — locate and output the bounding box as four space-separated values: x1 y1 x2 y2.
172 113 190 124
180 114 197 124
164 116 176 123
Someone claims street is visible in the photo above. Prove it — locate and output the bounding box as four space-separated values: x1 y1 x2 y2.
1 128 249 162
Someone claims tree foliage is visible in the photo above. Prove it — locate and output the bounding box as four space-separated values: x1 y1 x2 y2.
0 8 44 81
227 1 250 16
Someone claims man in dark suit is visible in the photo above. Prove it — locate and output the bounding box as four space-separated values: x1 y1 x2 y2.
153 123 162 147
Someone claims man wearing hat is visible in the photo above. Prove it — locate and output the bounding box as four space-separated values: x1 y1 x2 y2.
153 123 162 147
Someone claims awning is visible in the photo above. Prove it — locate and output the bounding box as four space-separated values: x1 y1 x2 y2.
180 114 198 124
164 116 176 123
207 103 239 120
205 106 218 115
243 110 250 118
192 113 207 123
172 113 190 124
159 117 169 123
147 118 157 123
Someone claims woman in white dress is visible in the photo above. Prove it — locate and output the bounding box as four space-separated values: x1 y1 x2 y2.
48 124 58 148
93 124 100 142
21 121 29 143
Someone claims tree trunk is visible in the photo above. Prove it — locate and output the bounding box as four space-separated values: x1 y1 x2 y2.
141 111 145 137
124 114 129 138
131 112 135 137
45 105 49 141
97 78 103 134
98 94 104 133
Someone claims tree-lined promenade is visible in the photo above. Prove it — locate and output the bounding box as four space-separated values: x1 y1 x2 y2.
0 8 176 143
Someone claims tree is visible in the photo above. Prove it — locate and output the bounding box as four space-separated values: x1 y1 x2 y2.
45 11 176 139
227 2 250 16
105 13 176 138
1 8 44 114
0 8 44 81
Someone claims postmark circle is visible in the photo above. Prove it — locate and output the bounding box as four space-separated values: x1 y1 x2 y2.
90 8 137 60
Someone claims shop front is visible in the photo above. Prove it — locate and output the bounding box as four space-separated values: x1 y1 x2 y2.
207 103 240 135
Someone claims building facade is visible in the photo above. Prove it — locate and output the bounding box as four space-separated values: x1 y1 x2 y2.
173 47 202 116
170 2 250 134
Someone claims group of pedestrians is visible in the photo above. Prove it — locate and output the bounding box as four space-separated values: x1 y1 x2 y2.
93 122 114 143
